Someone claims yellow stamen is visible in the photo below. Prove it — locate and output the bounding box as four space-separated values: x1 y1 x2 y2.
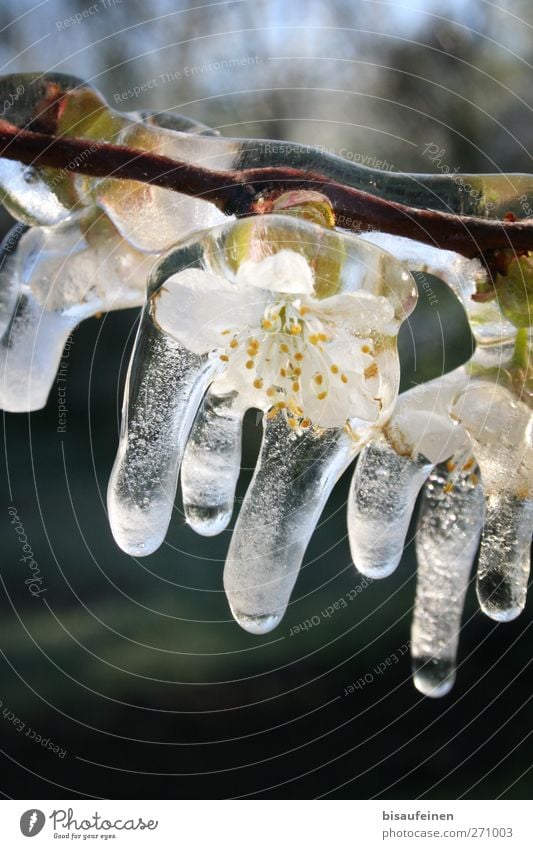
266 407 280 420
341 374 348 384
301 418 311 428
470 472 479 486
221 329 231 336
253 378 263 389
293 367 302 377
361 344 371 354
229 339 239 349
317 391 327 401
318 332 329 343
287 417 298 428
294 352 304 361
292 381 300 392
280 367 287 378
443 482 454 494
220 354 229 362
266 386 276 398
290 324 302 336
245 360 254 369
364 363 379 380
330 364 339 374
309 334 319 345
280 343 290 353
314 373 324 385
446 460 456 473
262 319 273 330
299 305 310 316
463 457 475 471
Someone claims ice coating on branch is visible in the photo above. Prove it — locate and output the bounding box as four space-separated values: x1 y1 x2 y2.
359 231 515 344
348 434 432 579
0 215 151 411
181 389 244 536
224 415 357 633
412 466 484 697
454 381 533 621
108 215 416 631
4 72 533 235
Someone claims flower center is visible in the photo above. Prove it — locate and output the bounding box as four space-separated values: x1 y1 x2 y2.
217 296 378 431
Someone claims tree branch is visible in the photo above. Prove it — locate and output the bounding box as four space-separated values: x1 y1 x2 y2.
1 119 532 259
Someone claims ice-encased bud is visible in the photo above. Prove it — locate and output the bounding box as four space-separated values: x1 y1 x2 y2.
0 213 151 411
0 72 227 245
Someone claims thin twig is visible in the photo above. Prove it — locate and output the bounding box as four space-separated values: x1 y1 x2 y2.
1 119 532 258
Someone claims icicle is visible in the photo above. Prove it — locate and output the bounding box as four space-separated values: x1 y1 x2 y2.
477 492 533 621
223 414 358 634
412 467 485 697
453 381 533 622
348 433 433 578
181 389 244 536
107 305 219 556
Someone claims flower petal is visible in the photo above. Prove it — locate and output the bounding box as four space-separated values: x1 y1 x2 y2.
155 268 267 355
237 249 315 295
316 290 396 335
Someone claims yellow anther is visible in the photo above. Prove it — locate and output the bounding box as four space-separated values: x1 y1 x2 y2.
364 363 379 380
266 386 276 398
292 381 300 392
290 324 302 336
247 348 258 357
245 360 254 369
309 334 319 345
262 319 273 330
221 329 231 336
280 343 290 353
280 367 287 378
288 399 303 416
446 460 456 473
469 472 479 486
287 417 298 429
229 339 239 349
317 391 327 401
294 352 304 362
463 457 475 471
341 374 348 384
361 344 371 354
300 418 311 428
276 401 287 409
318 332 329 342
293 367 302 377
314 373 324 385
443 482 454 494
299 305 310 316
330 364 339 374
220 354 229 362
253 378 263 389
266 407 280 420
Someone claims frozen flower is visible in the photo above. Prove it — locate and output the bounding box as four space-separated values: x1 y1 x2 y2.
348 232 533 697
0 212 153 411
107 214 416 633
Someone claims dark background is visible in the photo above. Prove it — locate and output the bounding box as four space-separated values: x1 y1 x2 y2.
0 0 531 799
